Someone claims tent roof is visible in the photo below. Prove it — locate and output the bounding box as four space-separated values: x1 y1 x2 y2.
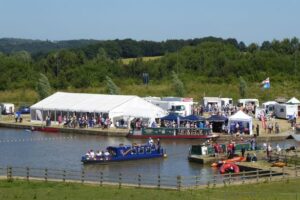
286 97 300 104
30 92 167 119
160 113 184 121
182 115 205 121
207 115 227 122
228 110 252 121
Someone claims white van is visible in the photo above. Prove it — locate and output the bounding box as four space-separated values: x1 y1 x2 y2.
0 103 15 115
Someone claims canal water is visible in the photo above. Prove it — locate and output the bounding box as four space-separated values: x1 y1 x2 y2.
0 128 297 183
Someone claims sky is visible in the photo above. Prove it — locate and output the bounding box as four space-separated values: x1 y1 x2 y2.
0 0 299 44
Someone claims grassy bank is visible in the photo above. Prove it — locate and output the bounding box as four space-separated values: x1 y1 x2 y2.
0 80 300 106
0 178 300 200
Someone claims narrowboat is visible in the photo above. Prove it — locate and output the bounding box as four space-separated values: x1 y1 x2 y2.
81 143 166 164
127 127 219 139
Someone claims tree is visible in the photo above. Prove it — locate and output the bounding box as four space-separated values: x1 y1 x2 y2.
105 76 120 95
36 73 52 100
171 71 185 97
239 76 247 98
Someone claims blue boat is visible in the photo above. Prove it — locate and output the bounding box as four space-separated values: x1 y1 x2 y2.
81 143 166 164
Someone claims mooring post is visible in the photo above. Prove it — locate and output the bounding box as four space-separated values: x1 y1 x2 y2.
81 169 85 184
256 169 259 183
45 168 48 182
195 176 199 188
157 175 161 189
138 174 141 188
118 173 122 188
63 170 66 182
26 167 29 181
100 172 103 186
177 176 181 190
269 168 272 182
7 166 12 180
213 175 216 187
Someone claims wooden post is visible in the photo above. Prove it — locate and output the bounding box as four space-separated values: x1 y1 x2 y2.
81 169 85 184
118 173 122 189
100 172 103 186
256 169 259 183
229 172 232 184
157 175 161 189
295 165 298 177
63 170 66 182
269 168 272 182
177 176 181 191
26 167 29 181
282 167 285 180
138 174 141 188
213 175 216 187
45 168 48 182
7 166 12 180
195 176 199 188
242 171 245 184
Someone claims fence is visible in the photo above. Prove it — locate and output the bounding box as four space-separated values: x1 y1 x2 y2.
0 165 299 190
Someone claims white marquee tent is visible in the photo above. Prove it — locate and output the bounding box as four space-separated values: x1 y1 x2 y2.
30 92 168 126
228 110 253 135
286 97 300 104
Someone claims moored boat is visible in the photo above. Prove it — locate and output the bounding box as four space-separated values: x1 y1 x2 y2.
127 127 219 139
32 126 59 133
81 143 166 164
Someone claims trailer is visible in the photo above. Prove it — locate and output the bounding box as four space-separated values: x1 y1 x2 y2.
274 104 298 119
0 103 15 115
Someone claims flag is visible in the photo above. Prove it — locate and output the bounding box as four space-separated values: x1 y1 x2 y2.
261 77 270 89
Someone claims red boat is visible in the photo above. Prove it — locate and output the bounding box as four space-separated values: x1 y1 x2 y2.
219 163 240 174
127 127 219 139
32 127 59 133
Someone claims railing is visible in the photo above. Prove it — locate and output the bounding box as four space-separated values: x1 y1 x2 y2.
0 165 299 190
129 127 212 136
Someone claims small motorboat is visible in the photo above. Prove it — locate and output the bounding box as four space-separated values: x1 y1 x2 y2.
219 163 240 174
81 143 166 164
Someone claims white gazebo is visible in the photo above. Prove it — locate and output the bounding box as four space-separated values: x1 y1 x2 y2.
228 110 253 135
286 97 300 104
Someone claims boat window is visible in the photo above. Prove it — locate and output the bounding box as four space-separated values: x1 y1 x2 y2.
146 147 151 154
139 147 144 154
131 149 137 154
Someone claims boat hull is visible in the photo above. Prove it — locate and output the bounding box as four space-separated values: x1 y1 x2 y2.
127 134 218 139
33 127 59 133
82 154 164 164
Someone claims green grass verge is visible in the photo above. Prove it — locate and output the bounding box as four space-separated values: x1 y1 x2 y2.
0 179 300 200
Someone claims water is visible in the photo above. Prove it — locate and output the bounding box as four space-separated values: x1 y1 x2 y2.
0 128 214 177
0 128 298 186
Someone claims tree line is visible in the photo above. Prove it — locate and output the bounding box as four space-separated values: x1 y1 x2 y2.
0 37 300 99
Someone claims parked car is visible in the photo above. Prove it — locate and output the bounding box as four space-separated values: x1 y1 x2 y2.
19 106 30 114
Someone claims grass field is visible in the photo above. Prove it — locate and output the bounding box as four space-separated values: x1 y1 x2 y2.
0 80 300 107
121 56 162 64
0 178 300 200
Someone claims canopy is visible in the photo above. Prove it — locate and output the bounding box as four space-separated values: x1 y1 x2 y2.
182 114 205 121
228 110 253 135
207 115 227 122
160 113 184 121
286 97 300 104
30 92 168 123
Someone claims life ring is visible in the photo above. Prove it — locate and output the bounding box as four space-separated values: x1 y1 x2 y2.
219 163 240 174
